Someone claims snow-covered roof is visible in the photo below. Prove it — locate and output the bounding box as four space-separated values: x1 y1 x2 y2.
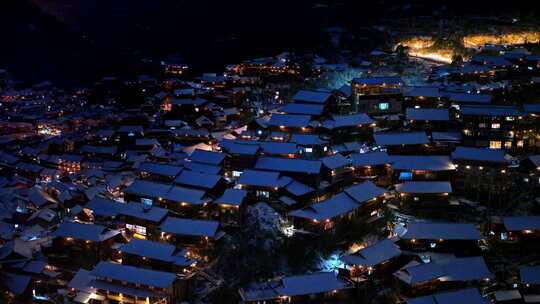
341 239 401 267
267 114 312 128
395 181 452 194
390 155 455 171
502 216 540 232
160 217 219 238
406 108 449 121
292 90 332 104
91 261 176 288
278 272 351 296
374 132 429 146
451 146 508 163
350 152 391 167
402 222 481 240
255 157 321 174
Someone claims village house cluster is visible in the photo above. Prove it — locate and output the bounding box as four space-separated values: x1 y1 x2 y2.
1 38 540 304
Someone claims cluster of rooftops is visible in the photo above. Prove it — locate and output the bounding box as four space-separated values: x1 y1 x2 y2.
0 42 540 303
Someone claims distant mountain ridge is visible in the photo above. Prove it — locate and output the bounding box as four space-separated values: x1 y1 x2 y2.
2 0 538 86
32 0 81 30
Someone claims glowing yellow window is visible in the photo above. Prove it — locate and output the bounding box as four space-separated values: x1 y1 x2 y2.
489 141 502 149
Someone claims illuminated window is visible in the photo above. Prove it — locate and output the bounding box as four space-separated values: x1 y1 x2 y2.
305 147 313 153
517 140 524 148
491 123 500 129
478 123 487 128
378 103 389 110
399 172 413 181
505 116 515 121
504 142 512 149
324 221 335 230
256 190 270 198
489 141 502 149
141 198 153 208
420 255 431 263
126 224 147 236
232 171 242 177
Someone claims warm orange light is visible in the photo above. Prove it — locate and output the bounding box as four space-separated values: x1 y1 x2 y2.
463 31 540 47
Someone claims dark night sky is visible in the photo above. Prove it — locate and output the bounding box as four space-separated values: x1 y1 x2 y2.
0 0 538 86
